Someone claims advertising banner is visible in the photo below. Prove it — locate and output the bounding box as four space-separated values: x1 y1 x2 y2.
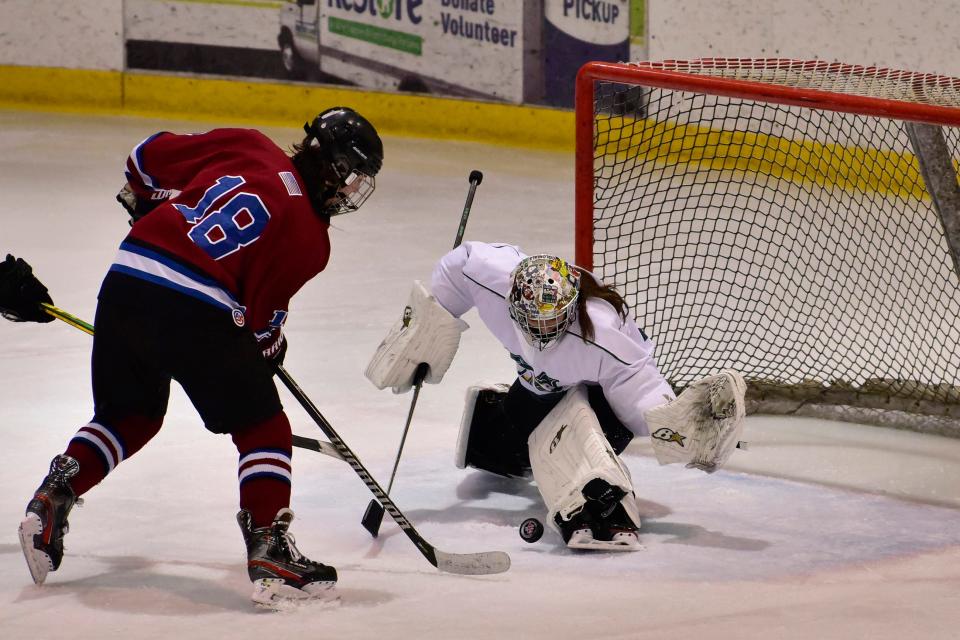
543 0 630 106
310 1 531 102
122 0 640 108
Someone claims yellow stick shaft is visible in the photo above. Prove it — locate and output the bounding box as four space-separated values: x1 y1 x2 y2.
40 302 94 336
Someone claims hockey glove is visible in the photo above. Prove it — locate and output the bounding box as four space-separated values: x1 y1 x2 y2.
0 254 55 323
117 183 162 226
260 330 287 366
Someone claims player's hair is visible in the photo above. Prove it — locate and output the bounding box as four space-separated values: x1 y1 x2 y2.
289 141 338 199
576 271 628 342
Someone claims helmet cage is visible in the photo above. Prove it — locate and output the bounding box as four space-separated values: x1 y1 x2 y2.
508 255 581 351
326 169 376 216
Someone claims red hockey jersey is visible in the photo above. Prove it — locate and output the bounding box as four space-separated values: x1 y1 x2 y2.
112 128 329 353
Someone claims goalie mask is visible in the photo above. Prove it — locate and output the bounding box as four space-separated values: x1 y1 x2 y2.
508 255 581 351
303 107 383 216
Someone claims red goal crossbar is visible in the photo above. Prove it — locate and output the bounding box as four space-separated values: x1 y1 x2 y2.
573 59 960 270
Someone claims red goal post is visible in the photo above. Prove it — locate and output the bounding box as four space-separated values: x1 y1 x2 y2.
573 58 960 433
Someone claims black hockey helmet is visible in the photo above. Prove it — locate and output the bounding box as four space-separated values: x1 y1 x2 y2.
302 107 383 216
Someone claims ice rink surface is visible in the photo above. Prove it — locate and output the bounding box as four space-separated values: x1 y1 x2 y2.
1 110 959 639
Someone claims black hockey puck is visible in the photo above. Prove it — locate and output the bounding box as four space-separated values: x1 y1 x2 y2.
519 517 544 543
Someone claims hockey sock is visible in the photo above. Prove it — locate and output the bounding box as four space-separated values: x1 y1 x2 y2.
232 411 293 528
63 415 163 496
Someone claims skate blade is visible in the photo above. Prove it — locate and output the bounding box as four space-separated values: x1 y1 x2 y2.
251 578 339 611
18 513 52 584
566 530 643 552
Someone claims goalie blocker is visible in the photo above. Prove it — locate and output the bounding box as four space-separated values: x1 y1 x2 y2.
365 281 468 393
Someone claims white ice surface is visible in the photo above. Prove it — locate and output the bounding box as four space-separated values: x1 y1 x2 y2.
1 110 959 639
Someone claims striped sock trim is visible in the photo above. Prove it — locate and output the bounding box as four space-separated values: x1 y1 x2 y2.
239 449 292 485
71 422 126 473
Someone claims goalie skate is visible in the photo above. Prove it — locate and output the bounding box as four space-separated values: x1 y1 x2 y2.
558 506 642 552
553 479 643 552
566 527 642 552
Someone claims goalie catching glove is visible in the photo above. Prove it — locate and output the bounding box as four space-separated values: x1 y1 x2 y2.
644 370 747 474
365 281 468 393
0 254 54 323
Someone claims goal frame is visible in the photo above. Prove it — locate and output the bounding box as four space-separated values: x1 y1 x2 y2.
574 59 960 269
573 59 960 433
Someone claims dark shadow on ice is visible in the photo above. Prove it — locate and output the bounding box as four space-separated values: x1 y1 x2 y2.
640 520 770 551
14 554 251 614
455 471 540 502
13 553 395 613
15 556 233 614
362 472 541 558
365 470 767 558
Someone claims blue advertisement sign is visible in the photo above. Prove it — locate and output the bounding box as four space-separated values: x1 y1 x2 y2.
543 0 630 107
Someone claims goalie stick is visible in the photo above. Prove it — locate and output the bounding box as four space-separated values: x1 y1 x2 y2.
22 301 511 575
361 169 484 537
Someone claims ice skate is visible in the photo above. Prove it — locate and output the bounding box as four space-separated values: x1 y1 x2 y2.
19 455 81 584
238 508 337 608
558 509 643 551
555 479 643 552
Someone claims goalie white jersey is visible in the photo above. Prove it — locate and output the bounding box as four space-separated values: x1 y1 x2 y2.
431 242 676 436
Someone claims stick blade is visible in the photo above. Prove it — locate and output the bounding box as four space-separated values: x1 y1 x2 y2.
434 549 511 575
361 500 385 538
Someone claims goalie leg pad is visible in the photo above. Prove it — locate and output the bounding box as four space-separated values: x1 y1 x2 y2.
454 383 531 478
365 281 468 393
527 386 641 549
645 369 746 473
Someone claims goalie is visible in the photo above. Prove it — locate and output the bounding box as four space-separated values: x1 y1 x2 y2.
366 241 746 551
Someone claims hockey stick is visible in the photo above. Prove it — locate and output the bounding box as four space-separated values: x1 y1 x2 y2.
360 361 428 536
291 433 345 461
41 303 94 335
275 364 510 575
361 169 483 537
24 302 509 574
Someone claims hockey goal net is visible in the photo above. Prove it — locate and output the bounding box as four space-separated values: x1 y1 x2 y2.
575 58 960 434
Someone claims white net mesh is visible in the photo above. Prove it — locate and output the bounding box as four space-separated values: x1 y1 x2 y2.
631 58 960 109
586 59 960 434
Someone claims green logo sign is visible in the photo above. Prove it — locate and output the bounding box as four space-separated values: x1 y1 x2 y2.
377 0 395 19
328 16 423 56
